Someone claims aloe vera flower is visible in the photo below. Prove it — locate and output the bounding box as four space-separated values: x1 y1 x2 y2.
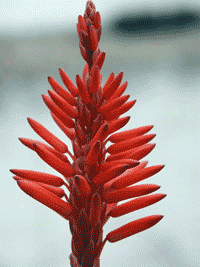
10 1 166 266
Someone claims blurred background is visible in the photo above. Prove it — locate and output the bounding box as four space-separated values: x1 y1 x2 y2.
1 0 200 266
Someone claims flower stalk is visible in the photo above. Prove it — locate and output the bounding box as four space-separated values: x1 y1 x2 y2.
10 1 166 266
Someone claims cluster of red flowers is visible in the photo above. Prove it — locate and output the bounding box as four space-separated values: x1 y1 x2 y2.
10 1 166 266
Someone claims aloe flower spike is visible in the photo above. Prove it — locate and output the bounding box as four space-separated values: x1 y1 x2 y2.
11 1 166 266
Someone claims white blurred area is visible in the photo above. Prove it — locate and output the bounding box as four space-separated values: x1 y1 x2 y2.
0 0 200 266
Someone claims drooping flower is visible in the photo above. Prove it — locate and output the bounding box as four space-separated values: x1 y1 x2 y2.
10 1 166 266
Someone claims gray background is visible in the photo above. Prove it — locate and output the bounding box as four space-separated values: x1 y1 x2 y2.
1 0 199 266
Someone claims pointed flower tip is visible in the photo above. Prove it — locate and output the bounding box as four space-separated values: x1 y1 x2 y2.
12 176 19 181
59 68 66 76
10 169 20 175
10 169 15 174
27 117 33 125
16 179 23 185
59 68 66 77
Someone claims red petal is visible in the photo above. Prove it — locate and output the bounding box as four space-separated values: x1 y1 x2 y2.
84 106 92 128
17 180 72 219
98 95 130 115
80 29 89 48
108 81 128 101
76 74 91 104
82 63 89 81
13 177 66 198
107 116 130 136
105 161 149 190
133 160 149 170
103 202 117 226
97 25 102 42
73 175 91 197
51 113 75 140
48 76 77 106
106 203 117 216
102 72 115 93
126 143 156 161
78 15 88 34
112 165 165 190
106 215 164 242
75 120 87 146
109 125 154 143
90 122 109 147
106 143 155 162
86 1 93 16
89 193 101 228
94 11 101 29
99 73 102 86
102 72 123 100
101 161 148 191
10 169 64 186
19 138 71 164
104 184 161 203
92 51 105 71
105 162 148 191
92 47 101 64
92 164 128 187
104 163 147 192
72 138 82 158
91 114 103 137
107 134 156 154
100 159 139 172
88 65 100 94
33 143 75 177
79 42 88 62
27 118 68 153
109 193 167 217
48 90 78 119
105 100 136 121
42 94 75 128
59 68 79 97
86 140 101 170
106 147 138 162
90 25 98 52
35 182 65 198
19 137 42 151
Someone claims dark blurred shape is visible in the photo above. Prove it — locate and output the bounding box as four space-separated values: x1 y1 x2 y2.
107 5 200 39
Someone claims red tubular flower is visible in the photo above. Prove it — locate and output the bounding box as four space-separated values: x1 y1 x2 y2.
10 1 166 266
104 184 161 203
10 169 65 186
106 215 164 243
17 180 72 219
